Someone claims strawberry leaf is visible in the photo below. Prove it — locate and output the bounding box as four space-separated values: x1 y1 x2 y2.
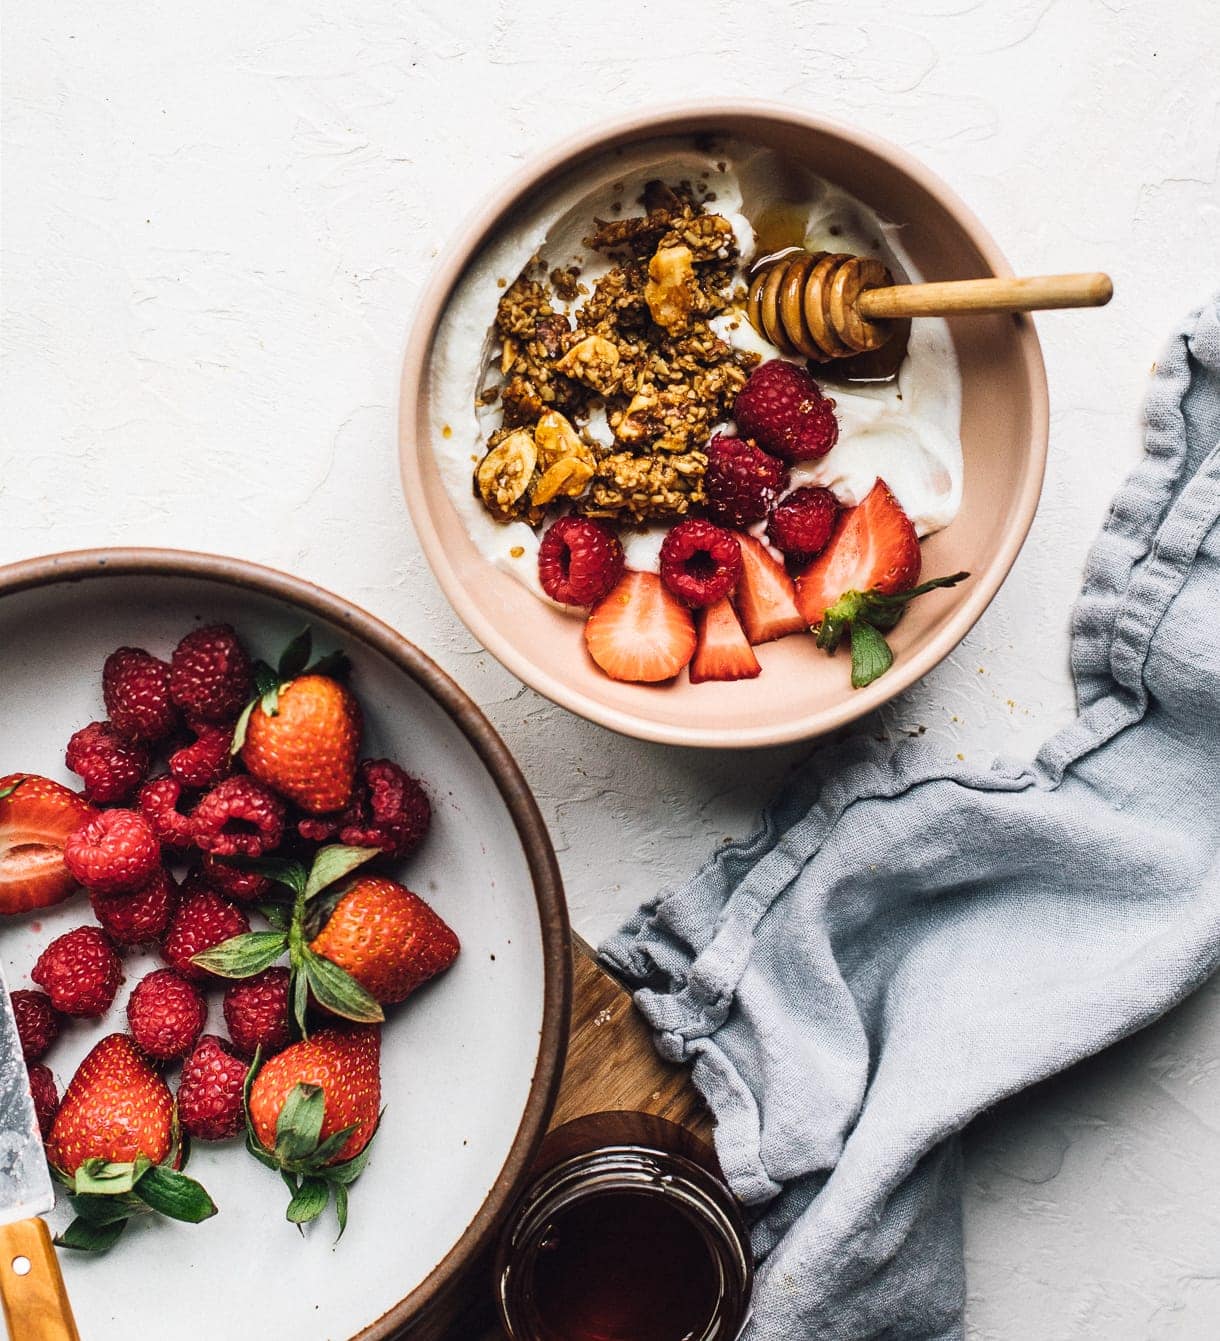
68 1192 143 1226
275 1083 325 1163
56 1216 128 1252
277 629 313 680
334 1181 350 1238
291 967 310 1037
849 620 894 689
230 699 256 754
191 931 288 978
0 778 25 802
304 845 380 902
304 649 351 680
134 1166 218 1223
302 950 385 1024
308 1122 360 1168
252 660 280 698
286 1176 331 1225
326 1111 383 1185
74 1159 141 1196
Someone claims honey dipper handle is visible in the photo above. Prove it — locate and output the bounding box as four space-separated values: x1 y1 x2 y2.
855 272 1113 320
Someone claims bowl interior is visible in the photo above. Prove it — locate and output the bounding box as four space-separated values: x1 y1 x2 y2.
401 109 1046 747
0 569 558 1339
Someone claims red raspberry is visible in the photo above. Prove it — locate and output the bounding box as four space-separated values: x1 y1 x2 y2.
169 721 234 790
102 647 179 742
222 968 291 1058
31 926 123 1017
11 990 61 1062
703 434 788 527
192 776 285 858
126 968 208 1061
659 519 743 608
161 886 250 983
90 866 178 947
65 721 151 804
63 808 160 896
537 517 625 606
138 775 196 850
732 359 839 462
170 624 253 723
27 1063 59 1138
766 486 841 565
199 854 270 904
298 758 431 860
177 1035 248 1140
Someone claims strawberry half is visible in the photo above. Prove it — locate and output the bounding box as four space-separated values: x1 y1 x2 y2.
0 774 94 916
795 478 923 626
584 571 697 683
734 535 806 645
690 598 762 684
795 479 968 688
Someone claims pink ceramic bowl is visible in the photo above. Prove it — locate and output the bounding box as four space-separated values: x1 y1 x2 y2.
398 101 1048 749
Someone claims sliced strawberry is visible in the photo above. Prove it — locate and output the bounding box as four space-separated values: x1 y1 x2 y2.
734 535 806 645
690 598 762 684
584 571 697 683
0 774 94 916
795 478 922 627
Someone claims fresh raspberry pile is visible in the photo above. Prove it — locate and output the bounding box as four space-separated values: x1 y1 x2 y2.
703 434 788 527
537 516 625 606
9 616 440 1186
732 359 839 461
766 486 841 566
659 519 743 608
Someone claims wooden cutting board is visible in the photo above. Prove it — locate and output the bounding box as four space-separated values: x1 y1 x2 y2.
418 936 712 1339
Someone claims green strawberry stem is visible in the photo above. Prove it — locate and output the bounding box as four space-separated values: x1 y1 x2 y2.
190 844 384 1036
55 1157 217 1253
815 572 970 689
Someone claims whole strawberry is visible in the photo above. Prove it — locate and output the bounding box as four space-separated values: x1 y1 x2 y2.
46 1034 173 1174
32 926 123 1018
0 773 95 915
223 968 291 1058
161 885 250 983
241 674 362 814
11 989 62 1061
246 1026 381 1229
27 1063 59 1138
90 865 178 947
103 647 178 742
46 1033 216 1252
65 721 151 804
170 624 253 723
733 359 839 462
177 1035 248 1141
309 876 459 1005
127 969 207 1061
63 808 160 896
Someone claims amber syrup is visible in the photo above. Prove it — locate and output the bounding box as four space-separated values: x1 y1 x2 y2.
529 1188 720 1341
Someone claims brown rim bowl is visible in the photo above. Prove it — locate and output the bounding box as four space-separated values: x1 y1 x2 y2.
0 547 571 1338
399 100 1049 749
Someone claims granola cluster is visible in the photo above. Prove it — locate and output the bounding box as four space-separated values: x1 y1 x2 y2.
473 181 759 526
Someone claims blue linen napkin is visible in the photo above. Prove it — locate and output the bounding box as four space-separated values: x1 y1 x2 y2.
602 295 1220 1341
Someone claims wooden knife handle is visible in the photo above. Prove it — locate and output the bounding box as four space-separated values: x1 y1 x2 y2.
0 1219 79 1341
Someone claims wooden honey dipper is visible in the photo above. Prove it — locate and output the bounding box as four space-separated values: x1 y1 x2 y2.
747 250 1113 362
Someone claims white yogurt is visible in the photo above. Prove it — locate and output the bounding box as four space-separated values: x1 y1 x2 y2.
427 137 963 609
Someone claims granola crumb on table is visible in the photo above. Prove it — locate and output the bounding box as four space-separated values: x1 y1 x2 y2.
474 181 760 527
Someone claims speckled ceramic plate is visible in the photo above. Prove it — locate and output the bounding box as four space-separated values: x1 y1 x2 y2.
0 549 570 1340
399 100 1049 748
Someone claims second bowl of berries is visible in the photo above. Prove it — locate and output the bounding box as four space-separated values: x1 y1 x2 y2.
401 103 1050 747
0 550 568 1341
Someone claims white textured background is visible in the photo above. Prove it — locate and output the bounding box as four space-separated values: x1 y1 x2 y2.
3 2 1219 1336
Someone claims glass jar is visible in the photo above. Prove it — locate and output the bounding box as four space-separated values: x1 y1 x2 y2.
495 1111 753 1341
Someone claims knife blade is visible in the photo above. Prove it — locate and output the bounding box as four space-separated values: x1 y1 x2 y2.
0 959 78 1341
